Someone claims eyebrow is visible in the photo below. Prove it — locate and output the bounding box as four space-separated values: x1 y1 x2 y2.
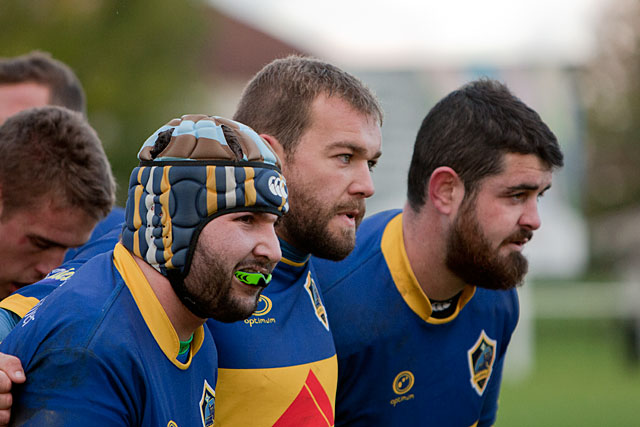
506 183 552 193
28 234 72 250
327 141 382 160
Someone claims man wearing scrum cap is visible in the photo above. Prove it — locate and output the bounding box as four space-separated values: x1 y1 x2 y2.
0 115 288 425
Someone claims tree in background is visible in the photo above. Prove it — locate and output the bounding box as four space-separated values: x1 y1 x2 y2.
583 0 640 217
0 0 209 204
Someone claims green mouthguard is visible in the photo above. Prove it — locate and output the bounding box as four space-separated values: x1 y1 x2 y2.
234 271 273 286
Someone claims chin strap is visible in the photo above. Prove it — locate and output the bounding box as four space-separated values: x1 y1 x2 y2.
234 270 272 287
166 270 210 319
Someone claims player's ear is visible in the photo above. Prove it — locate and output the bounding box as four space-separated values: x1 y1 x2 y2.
260 134 285 164
428 166 465 216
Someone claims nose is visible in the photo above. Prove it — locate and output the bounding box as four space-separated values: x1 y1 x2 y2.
253 222 282 264
34 248 66 279
348 162 375 198
519 199 542 231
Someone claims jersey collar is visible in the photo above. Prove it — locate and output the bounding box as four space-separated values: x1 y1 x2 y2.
380 213 475 324
113 243 205 369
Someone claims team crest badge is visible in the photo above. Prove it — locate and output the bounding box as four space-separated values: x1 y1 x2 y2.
199 379 215 427
304 272 330 331
467 330 497 395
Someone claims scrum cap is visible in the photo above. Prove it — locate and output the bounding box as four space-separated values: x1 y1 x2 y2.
122 115 288 286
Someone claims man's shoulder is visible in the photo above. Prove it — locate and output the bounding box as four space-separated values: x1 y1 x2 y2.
472 287 519 309
467 287 520 328
312 209 400 293
1 253 125 352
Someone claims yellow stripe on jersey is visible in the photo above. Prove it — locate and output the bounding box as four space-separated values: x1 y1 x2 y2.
380 213 475 324
0 294 40 318
215 355 337 426
278 256 309 268
113 243 205 369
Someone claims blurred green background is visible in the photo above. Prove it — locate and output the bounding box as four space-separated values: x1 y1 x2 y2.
0 0 210 204
497 285 640 426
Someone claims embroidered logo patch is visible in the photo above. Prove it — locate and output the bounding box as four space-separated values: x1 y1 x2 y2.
253 295 273 316
392 371 414 395
389 370 415 407
244 295 277 327
303 272 329 331
467 330 497 395
199 379 215 427
44 267 76 282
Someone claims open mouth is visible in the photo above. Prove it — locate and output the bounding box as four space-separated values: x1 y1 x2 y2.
337 209 360 225
505 235 531 251
504 229 533 251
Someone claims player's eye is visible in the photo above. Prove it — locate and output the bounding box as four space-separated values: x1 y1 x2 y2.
337 154 352 164
235 214 255 224
29 237 53 250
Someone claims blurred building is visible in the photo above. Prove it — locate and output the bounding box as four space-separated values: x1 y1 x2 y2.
200 6 308 117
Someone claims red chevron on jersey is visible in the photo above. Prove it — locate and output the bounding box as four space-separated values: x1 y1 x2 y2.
273 369 335 426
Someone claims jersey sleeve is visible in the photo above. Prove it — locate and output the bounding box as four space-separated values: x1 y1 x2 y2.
0 309 20 343
11 347 134 426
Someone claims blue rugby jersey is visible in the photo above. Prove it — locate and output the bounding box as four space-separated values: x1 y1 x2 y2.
1 224 339 426
0 243 218 426
207 255 337 426
313 210 519 427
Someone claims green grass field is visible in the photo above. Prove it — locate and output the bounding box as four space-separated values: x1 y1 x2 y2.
496 318 640 426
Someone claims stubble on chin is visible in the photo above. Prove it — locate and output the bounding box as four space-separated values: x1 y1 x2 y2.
279 194 363 261
210 289 262 323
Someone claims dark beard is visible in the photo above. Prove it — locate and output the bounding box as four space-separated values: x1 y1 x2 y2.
445 202 531 291
279 185 365 260
182 249 268 323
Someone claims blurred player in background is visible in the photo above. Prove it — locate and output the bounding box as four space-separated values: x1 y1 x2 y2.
0 51 124 264
314 79 564 426
0 106 115 299
0 51 85 124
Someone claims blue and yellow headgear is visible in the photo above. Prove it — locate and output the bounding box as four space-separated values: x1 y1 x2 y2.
121 115 288 293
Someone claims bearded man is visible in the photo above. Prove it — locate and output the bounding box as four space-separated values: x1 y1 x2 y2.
0 115 287 425
313 78 564 427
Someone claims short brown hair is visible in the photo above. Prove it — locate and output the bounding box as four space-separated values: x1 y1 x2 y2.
407 78 564 210
0 51 86 115
0 106 115 220
234 55 383 155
